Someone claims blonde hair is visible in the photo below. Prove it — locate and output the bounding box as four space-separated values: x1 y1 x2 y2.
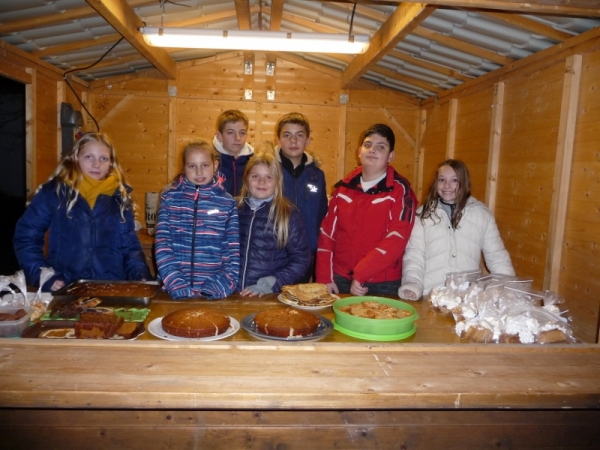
238 151 293 248
255 140 276 155
181 139 217 165
30 132 133 219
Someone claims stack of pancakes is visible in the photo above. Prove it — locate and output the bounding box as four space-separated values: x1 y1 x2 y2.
280 283 336 307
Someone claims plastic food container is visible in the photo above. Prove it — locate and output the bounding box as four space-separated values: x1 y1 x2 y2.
332 296 419 341
0 306 32 338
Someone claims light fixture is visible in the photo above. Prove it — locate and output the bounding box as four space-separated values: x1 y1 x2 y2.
141 27 370 54
266 62 275 76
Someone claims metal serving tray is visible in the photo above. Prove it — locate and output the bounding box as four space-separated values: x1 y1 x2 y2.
21 320 145 340
53 280 161 306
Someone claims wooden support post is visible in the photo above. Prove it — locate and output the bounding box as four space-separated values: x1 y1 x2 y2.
25 68 35 195
446 98 457 159
486 82 505 214
416 109 427 200
544 54 582 291
337 89 348 182
167 79 178 182
56 81 65 162
80 91 89 133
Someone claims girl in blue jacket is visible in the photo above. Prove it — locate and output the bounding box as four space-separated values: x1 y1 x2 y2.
13 132 151 291
155 140 239 300
238 151 311 297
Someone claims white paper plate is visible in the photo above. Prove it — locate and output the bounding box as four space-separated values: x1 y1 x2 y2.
277 293 339 311
148 316 239 341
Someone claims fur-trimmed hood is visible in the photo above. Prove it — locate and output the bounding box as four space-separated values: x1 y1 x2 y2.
274 146 322 168
212 135 254 157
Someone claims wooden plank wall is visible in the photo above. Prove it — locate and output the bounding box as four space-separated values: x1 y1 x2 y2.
86 51 420 223
419 29 600 343
2 409 599 449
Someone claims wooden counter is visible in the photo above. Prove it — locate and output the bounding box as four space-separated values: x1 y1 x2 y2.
1 293 599 449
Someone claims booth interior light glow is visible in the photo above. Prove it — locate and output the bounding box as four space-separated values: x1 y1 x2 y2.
141 27 370 54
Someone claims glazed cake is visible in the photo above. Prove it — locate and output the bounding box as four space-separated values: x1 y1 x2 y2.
254 306 320 338
161 307 231 338
74 310 124 339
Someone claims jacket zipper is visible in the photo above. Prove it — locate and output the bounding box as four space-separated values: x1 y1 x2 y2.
190 185 200 286
232 160 237 195
294 178 299 205
241 204 260 289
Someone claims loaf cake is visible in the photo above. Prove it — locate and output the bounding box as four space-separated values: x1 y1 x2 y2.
161 307 230 338
254 306 320 338
115 321 139 339
74 310 124 339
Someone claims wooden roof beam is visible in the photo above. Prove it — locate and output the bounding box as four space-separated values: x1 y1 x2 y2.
269 0 285 31
327 52 445 94
0 0 155 35
234 0 252 30
85 0 176 80
341 3 435 89
413 26 515 66
31 34 121 58
361 0 600 17
485 12 573 42
388 49 472 83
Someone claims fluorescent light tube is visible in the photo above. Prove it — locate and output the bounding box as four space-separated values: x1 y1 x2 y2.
141 27 370 54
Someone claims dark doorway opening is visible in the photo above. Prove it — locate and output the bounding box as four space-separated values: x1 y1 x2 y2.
0 76 26 275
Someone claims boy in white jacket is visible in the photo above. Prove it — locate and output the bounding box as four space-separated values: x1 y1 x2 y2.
399 159 514 300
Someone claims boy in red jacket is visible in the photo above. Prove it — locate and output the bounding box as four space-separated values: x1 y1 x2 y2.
316 124 417 296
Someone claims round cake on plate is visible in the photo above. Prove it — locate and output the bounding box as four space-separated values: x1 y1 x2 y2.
162 307 230 338
254 306 320 338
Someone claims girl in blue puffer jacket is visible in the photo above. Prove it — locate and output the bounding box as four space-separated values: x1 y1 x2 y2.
13 132 151 291
238 151 311 297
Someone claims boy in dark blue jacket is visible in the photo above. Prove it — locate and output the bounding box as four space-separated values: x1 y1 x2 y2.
212 110 254 196
275 112 328 282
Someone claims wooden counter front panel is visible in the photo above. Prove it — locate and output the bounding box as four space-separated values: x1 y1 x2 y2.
1 410 598 449
2 339 600 411
2 295 600 412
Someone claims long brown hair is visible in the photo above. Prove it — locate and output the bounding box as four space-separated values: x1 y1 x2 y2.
419 159 471 228
30 132 133 219
237 151 293 248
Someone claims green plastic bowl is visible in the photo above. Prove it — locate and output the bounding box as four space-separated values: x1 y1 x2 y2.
333 296 419 337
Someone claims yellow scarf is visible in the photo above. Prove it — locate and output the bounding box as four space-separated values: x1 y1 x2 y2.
78 173 119 209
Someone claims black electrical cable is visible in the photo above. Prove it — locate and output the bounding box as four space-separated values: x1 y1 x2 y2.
349 3 358 39
62 36 125 132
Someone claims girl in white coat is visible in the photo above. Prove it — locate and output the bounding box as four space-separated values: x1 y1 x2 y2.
399 159 514 300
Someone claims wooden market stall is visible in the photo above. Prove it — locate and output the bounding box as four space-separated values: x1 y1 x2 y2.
1 2 600 447
1 23 599 343
1 294 599 449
